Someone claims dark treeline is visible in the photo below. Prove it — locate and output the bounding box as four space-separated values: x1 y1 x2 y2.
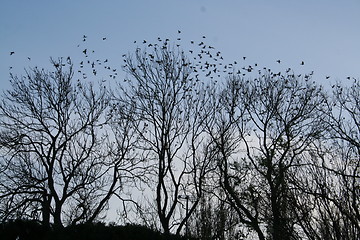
0 37 359 240
0 219 193 240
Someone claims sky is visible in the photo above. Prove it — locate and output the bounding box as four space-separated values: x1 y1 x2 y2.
1 0 360 93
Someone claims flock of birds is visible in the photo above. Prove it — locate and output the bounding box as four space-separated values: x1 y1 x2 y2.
75 34 118 80
119 32 312 87
7 31 357 86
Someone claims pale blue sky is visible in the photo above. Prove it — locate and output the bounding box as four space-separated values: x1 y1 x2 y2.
1 0 359 89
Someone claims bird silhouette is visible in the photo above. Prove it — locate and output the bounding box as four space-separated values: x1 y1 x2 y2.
301 61 304 65
10 51 15 55
102 37 107 40
276 60 281 64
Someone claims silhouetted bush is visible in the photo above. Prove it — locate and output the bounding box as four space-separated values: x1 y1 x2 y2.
0 220 196 240
0 219 50 240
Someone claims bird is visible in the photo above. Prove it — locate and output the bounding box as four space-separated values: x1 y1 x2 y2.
276 60 281 64
102 37 107 40
10 51 15 55
301 61 304 65
178 30 181 34
83 49 87 55
243 57 246 60
27 57 31 61
326 76 330 79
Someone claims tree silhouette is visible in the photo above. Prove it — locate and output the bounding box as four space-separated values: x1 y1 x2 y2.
0 58 133 228
114 39 215 236
205 70 328 240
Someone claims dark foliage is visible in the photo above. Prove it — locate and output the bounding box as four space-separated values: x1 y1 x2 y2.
0 220 195 240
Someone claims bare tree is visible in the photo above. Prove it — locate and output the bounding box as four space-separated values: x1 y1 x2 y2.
206 70 328 240
307 80 360 239
115 40 214 236
0 58 132 228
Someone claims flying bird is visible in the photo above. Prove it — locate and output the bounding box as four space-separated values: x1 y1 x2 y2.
102 37 107 40
301 61 304 65
276 60 281 63
10 51 15 55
